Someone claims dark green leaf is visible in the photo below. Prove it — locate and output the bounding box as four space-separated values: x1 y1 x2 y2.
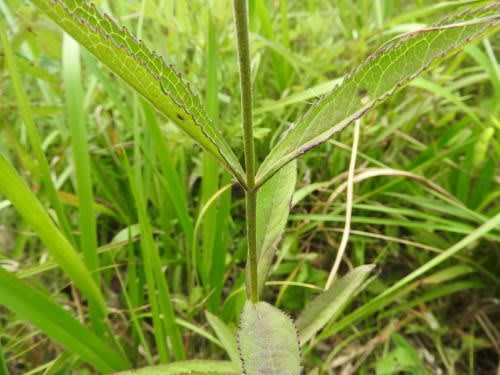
31 0 246 186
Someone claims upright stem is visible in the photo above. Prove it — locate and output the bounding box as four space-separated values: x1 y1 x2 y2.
233 0 258 302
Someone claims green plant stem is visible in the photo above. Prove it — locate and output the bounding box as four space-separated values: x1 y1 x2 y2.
233 0 258 302
246 189 258 302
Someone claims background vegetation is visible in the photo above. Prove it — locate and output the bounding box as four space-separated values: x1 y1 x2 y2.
0 0 499 373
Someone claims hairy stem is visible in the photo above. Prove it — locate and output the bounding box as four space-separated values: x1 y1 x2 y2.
233 0 258 302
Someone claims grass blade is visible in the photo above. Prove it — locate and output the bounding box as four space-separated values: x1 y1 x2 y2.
128 140 185 361
0 153 106 315
0 344 8 375
320 212 500 339
62 34 103 333
0 268 128 373
0 20 74 244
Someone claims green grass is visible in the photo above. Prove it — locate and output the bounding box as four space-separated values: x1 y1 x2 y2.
0 0 499 374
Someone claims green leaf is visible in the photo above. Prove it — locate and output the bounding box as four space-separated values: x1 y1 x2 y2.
113 360 240 375
205 311 241 365
0 153 106 315
254 160 297 296
0 267 128 373
376 334 430 375
30 0 246 186
296 264 374 344
256 4 500 185
322 213 500 338
63 33 103 334
238 301 301 375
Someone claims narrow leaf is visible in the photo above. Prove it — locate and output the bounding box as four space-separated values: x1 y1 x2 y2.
31 0 246 186
322 213 500 338
0 153 106 315
296 264 374 344
238 301 301 375
206 311 241 365
113 360 240 375
63 33 103 334
0 267 128 373
257 4 500 185
254 160 297 296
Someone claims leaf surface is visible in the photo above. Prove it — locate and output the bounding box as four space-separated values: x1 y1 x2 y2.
254 160 297 296
113 360 240 375
256 4 500 185
296 265 374 344
238 301 301 375
31 0 246 186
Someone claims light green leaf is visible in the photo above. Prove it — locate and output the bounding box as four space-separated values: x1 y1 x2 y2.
0 267 128 373
296 265 374 344
254 160 297 296
0 154 106 315
113 360 241 375
205 311 241 365
238 301 301 375
376 334 430 375
30 0 246 186
256 4 500 185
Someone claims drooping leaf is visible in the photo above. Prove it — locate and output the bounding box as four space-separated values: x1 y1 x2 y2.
254 160 297 296
0 267 128 373
0 154 106 315
238 301 301 375
30 0 246 186
296 265 374 344
113 360 240 375
256 4 500 185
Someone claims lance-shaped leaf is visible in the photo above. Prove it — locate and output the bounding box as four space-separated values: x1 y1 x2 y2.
31 0 246 186
296 265 374 344
256 4 500 185
254 160 297 296
113 360 241 374
0 154 106 315
238 301 301 375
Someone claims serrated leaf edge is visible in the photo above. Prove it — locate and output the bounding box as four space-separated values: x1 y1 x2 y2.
41 0 246 186
256 3 500 186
